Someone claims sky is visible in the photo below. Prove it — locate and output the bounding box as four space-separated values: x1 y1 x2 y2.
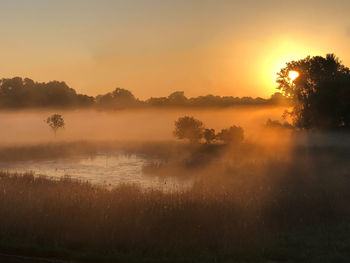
0 0 349 99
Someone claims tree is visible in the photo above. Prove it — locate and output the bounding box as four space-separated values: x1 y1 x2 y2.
146 97 168 106
277 54 350 129
96 88 139 109
0 77 94 108
203 128 216 143
168 91 187 106
217 126 244 144
268 92 290 105
173 116 204 143
46 114 65 137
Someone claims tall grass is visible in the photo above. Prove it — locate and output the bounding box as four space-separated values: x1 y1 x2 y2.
1 140 350 261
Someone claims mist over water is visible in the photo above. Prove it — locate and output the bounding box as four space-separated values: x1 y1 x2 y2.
2 106 350 261
0 106 289 188
2 106 350 190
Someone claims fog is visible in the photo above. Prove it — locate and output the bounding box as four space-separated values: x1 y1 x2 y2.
2 106 350 261
3 105 350 191
0 106 291 189
0 106 286 146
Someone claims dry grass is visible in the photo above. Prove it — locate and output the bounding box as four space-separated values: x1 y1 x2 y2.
1 140 350 261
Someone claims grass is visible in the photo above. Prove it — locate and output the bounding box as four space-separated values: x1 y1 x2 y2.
1 139 350 262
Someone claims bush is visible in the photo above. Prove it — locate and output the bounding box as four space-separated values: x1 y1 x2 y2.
203 128 216 143
216 125 244 144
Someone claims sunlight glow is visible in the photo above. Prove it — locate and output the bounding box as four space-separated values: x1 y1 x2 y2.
288 71 299 81
255 36 325 96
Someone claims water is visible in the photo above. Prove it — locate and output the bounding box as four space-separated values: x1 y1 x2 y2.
0 107 287 189
0 152 193 190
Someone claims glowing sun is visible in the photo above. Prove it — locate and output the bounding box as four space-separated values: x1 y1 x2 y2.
288 71 299 81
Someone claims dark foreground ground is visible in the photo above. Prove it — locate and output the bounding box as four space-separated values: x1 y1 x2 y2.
0 253 70 263
1 139 350 262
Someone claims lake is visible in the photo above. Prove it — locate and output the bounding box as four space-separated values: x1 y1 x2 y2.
0 107 287 188
0 151 194 190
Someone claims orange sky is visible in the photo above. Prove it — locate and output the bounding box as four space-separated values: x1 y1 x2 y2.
0 0 349 99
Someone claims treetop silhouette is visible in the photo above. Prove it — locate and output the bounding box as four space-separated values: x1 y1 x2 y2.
277 54 350 130
174 116 244 144
46 114 65 137
0 77 286 109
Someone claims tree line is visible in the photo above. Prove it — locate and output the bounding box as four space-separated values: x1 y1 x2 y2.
44 51 350 142
3 53 350 131
0 77 94 108
0 77 287 109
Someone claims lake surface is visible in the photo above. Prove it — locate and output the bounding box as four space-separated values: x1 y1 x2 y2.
0 152 193 190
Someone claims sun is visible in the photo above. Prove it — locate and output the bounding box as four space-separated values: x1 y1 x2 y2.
288 71 299 81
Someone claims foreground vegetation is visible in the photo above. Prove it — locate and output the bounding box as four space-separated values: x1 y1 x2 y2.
1 139 350 262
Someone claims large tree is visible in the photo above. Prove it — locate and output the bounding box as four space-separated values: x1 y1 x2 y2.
173 116 204 143
277 54 350 129
96 88 140 109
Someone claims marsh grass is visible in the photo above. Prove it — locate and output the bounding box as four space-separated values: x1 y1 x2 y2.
1 140 350 261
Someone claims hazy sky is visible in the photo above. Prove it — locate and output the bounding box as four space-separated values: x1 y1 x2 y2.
1 0 349 99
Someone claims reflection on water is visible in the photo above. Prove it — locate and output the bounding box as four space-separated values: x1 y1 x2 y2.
0 153 193 190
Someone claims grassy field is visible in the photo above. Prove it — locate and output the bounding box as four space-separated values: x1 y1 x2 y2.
1 139 350 262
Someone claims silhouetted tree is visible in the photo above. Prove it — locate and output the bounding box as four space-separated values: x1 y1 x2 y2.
0 77 94 108
146 97 169 106
203 128 216 143
0 77 292 110
168 91 187 106
96 88 141 109
145 91 274 108
174 116 204 143
217 126 244 144
46 114 65 137
277 54 350 129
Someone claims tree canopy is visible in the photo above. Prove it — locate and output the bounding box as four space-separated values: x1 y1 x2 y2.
174 116 244 144
203 128 216 143
0 77 94 108
277 54 350 130
216 126 244 144
173 116 204 143
46 114 65 137
0 77 287 110
96 88 142 109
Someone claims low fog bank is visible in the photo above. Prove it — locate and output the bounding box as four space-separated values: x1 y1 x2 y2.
1 106 350 148
2 106 350 189
0 107 285 146
1 130 350 189
2 106 350 162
